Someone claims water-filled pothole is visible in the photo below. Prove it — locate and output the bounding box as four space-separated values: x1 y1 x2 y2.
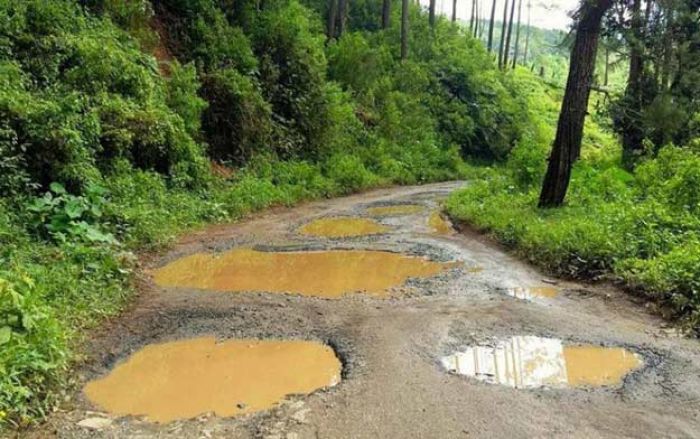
298 217 389 238
84 337 341 423
441 336 642 389
505 286 558 300
428 211 453 234
154 248 455 298
366 204 424 216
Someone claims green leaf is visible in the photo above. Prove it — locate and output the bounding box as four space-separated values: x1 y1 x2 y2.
0 326 11 345
49 182 66 195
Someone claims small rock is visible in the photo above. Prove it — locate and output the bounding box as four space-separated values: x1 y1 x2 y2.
291 409 310 424
77 417 112 430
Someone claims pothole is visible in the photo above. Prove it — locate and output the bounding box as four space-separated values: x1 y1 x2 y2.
504 286 558 300
298 217 389 238
366 204 424 216
428 211 453 234
83 337 341 423
441 336 643 389
153 248 456 298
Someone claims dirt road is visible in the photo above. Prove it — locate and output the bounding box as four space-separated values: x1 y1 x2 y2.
32 182 700 438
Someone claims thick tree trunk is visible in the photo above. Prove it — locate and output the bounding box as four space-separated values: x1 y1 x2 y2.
497 0 508 68
429 0 437 27
512 0 522 68
503 0 516 68
327 0 338 38
338 0 348 36
401 0 409 59
452 0 458 22
538 0 613 208
487 0 497 52
621 0 645 165
382 0 391 28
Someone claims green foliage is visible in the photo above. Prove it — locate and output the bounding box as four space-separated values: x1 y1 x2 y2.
26 183 117 245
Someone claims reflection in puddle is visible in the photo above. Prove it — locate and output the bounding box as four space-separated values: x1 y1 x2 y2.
154 248 455 298
298 217 389 238
84 337 341 423
506 287 558 300
366 205 424 216
441 336 642 389
428 211 453 234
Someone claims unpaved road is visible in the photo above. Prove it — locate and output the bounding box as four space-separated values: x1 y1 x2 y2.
27 182 700 438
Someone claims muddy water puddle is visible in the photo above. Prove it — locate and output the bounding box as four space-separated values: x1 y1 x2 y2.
428 211 453 234
84 337 341 423
154 248 455 298
298 217 389 238
441 336 642 389
505 286 558 300
366 204 424 216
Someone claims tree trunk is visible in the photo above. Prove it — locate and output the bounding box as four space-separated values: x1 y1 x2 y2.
538 0 613 208
401 0 409 59
497 0 508 68
327 0 338 38
338 0 348 36
621 0 645 165
382 0 391 29
487 0 497 52
522 0 531 63
604 46 609 86
512 0 522 68
429 0 437 27
503 0 516 69
452 0 458 22
473 0 480 37
470 0 476 32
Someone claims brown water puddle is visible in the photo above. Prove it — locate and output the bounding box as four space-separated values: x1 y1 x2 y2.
428 211 453 234
441 336 642 389
506 286 558 300
84 337 341 423
298 217 389 238
153 248 455 298
366 205 424 216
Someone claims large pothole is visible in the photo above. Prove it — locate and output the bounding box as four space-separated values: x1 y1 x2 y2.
84 337 341 423
153 248 456 298
441 335 643 389
298 217 389 238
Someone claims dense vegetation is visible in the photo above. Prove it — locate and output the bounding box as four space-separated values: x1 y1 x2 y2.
0 0 698 430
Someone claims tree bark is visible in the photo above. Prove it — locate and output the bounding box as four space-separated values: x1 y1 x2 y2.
452 0 458 22
503 0 516 69
327 0 338 38
382 0 391 28
621 0 645 165
512 0 522 68
473 0 480 37
401 0 409 59
497 0 508 68
429 0 437 27
538 0 613 208
487 0 497 52
338 0 348 36
470 0 476 32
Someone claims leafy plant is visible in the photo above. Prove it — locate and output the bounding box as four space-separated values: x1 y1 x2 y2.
26 183 117 245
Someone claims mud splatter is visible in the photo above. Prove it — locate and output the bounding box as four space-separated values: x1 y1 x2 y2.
366 205 424 216
298 217 389 238
428 211 453 235
153 248 455 298
441 336 642 389
84 337 341 423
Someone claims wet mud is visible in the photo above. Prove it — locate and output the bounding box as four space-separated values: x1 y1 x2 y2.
297 217 388 238
30 182 700 439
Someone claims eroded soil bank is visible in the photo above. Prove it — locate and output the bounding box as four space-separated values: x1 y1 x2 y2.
25 182 700 439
